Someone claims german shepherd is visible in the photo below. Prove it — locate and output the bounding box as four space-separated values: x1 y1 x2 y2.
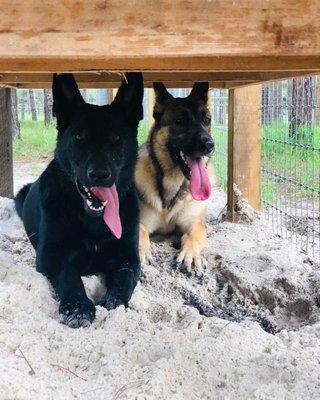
14 73 144 328
135 82 214 270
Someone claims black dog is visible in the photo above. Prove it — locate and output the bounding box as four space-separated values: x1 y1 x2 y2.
15 73 143 328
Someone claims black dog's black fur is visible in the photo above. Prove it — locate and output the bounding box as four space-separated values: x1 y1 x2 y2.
15 73 143 328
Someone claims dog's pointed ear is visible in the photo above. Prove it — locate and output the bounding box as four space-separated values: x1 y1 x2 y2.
189 82 209 104
112 72 144 129
153 82 173 120
52 73 84 131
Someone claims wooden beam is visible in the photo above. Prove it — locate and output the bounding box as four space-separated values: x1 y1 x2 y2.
1 72 319 85
0 1 319 73
227 85 261 219
0 89 13 198
3 81 257 89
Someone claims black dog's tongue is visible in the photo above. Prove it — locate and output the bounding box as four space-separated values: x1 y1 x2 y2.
90 185 122 239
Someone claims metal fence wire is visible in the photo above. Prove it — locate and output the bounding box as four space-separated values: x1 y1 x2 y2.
210 77 320 260
261 77 320 260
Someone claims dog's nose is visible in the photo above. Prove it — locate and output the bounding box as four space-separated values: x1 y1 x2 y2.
87 167 111 184
199 134 215 154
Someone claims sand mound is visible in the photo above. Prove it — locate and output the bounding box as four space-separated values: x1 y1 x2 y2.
0 190 320 400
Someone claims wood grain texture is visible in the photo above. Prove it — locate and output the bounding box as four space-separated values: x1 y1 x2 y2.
0 72 318 88
227 85 262 217
0 1 319 73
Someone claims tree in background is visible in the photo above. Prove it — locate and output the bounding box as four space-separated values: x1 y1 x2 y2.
20 90 28 121
43 89 53 126
288 77 314 137
28 89 37 121
262 82 283 125
10 89 20 138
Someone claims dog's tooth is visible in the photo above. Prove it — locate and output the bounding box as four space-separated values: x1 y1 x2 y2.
102 200 108 206
86 199 93 206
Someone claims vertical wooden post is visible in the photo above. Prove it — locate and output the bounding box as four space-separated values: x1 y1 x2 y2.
147 88 155 132
227 84 261 220
0 88 13 198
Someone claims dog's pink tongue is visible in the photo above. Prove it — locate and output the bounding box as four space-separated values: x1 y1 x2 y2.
186 157 211 201
90 185 122 239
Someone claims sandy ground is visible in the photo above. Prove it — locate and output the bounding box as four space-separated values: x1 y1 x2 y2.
13 162 47 195
0 184 320 399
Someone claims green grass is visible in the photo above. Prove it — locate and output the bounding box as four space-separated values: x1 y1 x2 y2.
211 120 319 207
212 126 228 191
13 119 57 161
261 120 320 203
138 121 148 144
13 119 149 161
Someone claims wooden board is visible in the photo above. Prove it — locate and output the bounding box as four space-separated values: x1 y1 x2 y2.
0 72 319 89
0 1 319 73
227 85 261 218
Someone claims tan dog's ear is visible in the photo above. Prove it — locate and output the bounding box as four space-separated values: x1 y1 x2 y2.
153 82 173 120
189 82 209 104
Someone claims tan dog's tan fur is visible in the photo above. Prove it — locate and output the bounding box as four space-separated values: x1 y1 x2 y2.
135 126 212 269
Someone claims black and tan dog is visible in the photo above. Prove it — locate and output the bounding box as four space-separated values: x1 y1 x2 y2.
135 82 214 270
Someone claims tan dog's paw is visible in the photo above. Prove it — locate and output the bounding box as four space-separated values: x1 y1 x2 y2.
177 249 207 271
139 246 153 265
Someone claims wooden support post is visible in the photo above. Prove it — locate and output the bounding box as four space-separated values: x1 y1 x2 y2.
147 88 155 132
227 84 261 220
0 88 13 198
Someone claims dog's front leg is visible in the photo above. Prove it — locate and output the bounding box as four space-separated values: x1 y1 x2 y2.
37 243 95 328
98 239 140 310
139 223 153 264
177 220 207 270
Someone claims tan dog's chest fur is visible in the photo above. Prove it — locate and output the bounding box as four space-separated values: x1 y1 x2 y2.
135 126 211 269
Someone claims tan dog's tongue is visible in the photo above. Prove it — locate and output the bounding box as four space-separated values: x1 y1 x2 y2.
186 157 211 201
90 185 122 239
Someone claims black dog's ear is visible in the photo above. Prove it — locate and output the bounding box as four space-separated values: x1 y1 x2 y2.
112 72 144 128
153 82 173 119
189 82 209 104
52 73 84 131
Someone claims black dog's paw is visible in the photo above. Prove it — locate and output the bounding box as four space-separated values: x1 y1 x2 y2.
98 292 124 311
59 299 96 328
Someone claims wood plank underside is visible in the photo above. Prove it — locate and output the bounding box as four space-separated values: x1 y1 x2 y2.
0 1 319 72
0 72 319 89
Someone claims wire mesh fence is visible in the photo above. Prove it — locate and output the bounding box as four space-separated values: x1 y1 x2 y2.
261 77 320 260
210 77 320 260
210 89 228 191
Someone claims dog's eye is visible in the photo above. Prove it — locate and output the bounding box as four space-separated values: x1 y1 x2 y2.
175 117 186 126
202 116 211 125
75 133 85 141
109 135 121 144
